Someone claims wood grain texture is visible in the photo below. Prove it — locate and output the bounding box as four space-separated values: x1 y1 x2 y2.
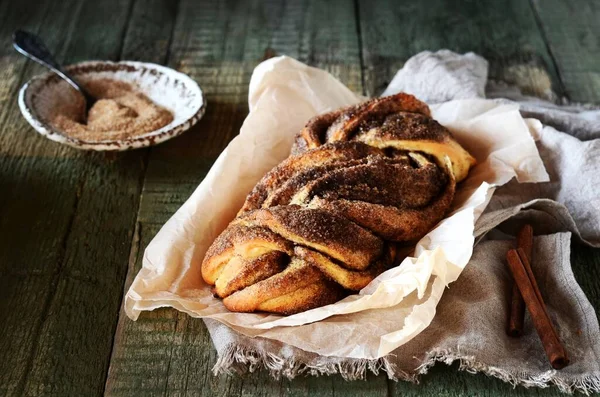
0 1 88 395
121 0 178 65
0 0 176 395
571 244 600 335
357 0 564 100
105 0 389 396
0 0 597 395
530 0 600 103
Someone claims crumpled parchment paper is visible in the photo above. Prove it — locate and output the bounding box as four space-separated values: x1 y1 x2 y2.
125 56 549 359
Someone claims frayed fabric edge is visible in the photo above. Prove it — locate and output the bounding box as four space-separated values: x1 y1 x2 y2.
212 344 600 395
212 343 415 383
416 349 600 396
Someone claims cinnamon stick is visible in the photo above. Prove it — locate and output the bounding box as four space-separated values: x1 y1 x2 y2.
507 225 533 337
507 285 525 337
506 248 569 369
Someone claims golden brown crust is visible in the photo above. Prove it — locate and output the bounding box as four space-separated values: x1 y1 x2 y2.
291 93 431 155
296 109 343 152
295 246 380 290
241 141 383 214
293 156 446 208
222 258 344 314
201 225 293 284
234 206 383 271
326 93 431 142
201 93 475 315
291 93 475 182
214 251 286 297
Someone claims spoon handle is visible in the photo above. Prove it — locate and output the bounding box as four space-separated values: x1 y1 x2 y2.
13 30 95 107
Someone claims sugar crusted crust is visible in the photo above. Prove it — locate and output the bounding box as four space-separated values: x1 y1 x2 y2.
202 93 474 315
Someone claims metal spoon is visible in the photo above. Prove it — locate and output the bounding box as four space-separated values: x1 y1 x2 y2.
13 29 96 114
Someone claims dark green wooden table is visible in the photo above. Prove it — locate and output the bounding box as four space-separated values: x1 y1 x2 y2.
1 0 599 395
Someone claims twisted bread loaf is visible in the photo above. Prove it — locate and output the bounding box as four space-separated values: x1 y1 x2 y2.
202 93 475 315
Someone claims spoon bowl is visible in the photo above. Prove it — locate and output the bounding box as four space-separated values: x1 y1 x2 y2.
13 30 96 112
18 60 206 150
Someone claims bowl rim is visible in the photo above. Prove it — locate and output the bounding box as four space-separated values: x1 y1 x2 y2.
18 60 206 151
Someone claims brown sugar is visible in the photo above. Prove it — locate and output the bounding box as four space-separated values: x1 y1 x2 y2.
51 79 173 141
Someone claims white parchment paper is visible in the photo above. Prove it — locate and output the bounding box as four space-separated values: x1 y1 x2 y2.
124 56 549 359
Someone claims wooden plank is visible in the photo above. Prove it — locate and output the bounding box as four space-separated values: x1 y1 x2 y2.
121 0 178 65
18 0 138 383
0 2 82 396
571 244 600 331
0 0 52 147
0 0 135 390
530 0 600 104
0 0 179 395
357 0 565 100
16 0 180 394
105 0 389 396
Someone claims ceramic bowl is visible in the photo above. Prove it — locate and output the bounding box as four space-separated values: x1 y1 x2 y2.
18 60 206 151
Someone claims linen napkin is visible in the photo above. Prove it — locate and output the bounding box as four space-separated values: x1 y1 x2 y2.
204 50 600 394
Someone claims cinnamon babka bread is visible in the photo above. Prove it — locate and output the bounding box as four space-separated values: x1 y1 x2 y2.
201 93 476 315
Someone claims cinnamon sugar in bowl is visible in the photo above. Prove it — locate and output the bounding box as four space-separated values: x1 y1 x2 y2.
18 61 205 151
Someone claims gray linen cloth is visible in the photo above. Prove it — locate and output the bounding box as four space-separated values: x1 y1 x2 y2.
203 51 600 394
